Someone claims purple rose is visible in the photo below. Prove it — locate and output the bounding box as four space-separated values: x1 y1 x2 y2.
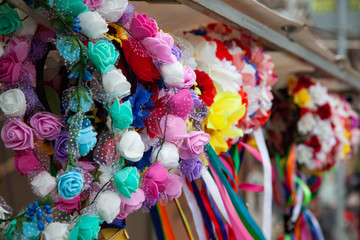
179 131 210 159
54 131 69 163
180 158 203 181
22 88 43 115
83 0 103 10
1 118 34 150
30 112 63 140
0 52 22 87
28 39 48 61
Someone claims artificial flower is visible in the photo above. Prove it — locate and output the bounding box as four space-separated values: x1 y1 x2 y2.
30 112 63 141
128 148 152 172
130 13 158 41
168 89 194 120
305 135 322 154
117 131 145 162
42 222 69 240
142 164 169 199
56 36 80 63
0 3 21 35
0 89 27 117
102 68 131 99
54 131 69 163
124 83 154 128
160 61 184 87
1 119 34 150
143 37 175 63
208 59 242 93
151 142 179 169
179 131 210 159
293 76 314 94
97 0 128 22
118 189 145 219
296 144 316 170
159 114 187 143
2 220 16 240
54 0 88 17
77 11 108 39
109 99 133 131
293 88 311 108
88 40 119 73
96 191 121 223
14 150 42 176
179 158 203 181
164 174 183 200
57 171 84 200
21 220 40 239
195 70 217 107
297 113 316 135
31 171 57 197
182 65 196 88
316 103 332 120
82 0 103 10
77 126 97 157
69 215 102 240
309 83 328 106
54 195 81 213
0 52 22 87
114 166 139 198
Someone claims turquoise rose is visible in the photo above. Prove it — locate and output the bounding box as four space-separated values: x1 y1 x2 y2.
2 220 16 240
114 167 139 198
88 40 119 73
77 126 97 157
109 100 133 131
54 0 88 16
57 171 83 200
69 215 102 240
0 3 21 35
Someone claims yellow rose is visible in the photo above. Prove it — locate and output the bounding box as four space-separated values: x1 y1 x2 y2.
294 89 310 108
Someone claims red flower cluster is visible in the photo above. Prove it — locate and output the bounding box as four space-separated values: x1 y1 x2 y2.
195 70 217 107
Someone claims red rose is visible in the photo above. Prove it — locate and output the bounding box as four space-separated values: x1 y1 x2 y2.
293 76 315 94
316 103 331 120
195 70 217 107
305 135 321 154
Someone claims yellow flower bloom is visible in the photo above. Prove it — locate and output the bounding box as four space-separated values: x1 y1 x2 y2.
206 91 246 154
104 23 128 47
294 89 310 108
343 144 351 157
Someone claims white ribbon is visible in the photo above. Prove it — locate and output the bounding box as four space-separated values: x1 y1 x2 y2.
254 128 272 240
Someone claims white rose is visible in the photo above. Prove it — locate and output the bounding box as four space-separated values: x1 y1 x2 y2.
309 83 328 106
296 144 316 170
151 142 179 169
77 11 108 39
0 89 27 117
96 191 121 223
97 0 128 22
42 222 69 240
312 119 334 141
31 171 57 197
102 68 131 98
160 61 184 87
297 113 316 135
117 131 145 162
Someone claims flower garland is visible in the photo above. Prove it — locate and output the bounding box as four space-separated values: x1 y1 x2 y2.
0 1 212 239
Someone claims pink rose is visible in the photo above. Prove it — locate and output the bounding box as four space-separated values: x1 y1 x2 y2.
179 131 210 159
0 52 22 86
159 114 187 144
83 0 103 10
55 195 81 213
30 112 63 140
182 66 196 88
168 89 193 120
117 189 145 219
130 13 158 41
1 118 34 150
164 174 183 200
155 30 174 48
14 150 42 176
142 164 169 199
142 37 176 63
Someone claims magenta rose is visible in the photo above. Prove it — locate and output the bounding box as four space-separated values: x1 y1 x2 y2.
14 150 42 176
0 52 22 86
83 0 103 10
30 112 63 140
142 164 169 199
179 131 210 159
182 65 196 88
130 13 158 41
1 118 34 150
54 195 81 213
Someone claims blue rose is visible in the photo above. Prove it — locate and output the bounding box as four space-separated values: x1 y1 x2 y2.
76 126 97 157
68 88 93 113
57 171 83 200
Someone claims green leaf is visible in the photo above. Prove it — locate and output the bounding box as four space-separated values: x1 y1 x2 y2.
45 86 61 115
37 196 54 207
65 36 80 52
49 156 57 177
50 18 65 33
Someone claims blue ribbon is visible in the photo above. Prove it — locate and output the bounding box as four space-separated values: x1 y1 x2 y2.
149 206 165 240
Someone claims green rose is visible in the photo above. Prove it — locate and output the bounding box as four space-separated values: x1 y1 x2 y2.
114 167 139 198
109 100 133 131
69 215 102 240
54 0 88 16
88 40 119 73
0 3 21 35
2 220 16 240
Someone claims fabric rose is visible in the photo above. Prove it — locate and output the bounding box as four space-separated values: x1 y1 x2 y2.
316 103 331 120
182 65 196 88
195 70 217 107
69 215 102 240
109 100 133 131
30 112 62 140
0 89 26 117
42 222 69 240
96 191 121 223
76 126 97 157
151 142 179 170
88 40 119 73
97 0 128 22
83 0 103 10
159 114 187 143
0 52 22 87
296 144 316 170
31 171 57 197
179 131 210 159
57 171 84 200
297 113 316 135
102 68 131 98
118 189 145 219
1 119 34 150
54 195 81 213
309 83 328 106
0 3 21 34
168 89 194 120
117 131 145 162
68 88 93 113
14 150 42 176
54 0 88 16
114 166 139 198
130 13 158 40
164 174 183 200
54 131 69 163
180 158 203 181
143 37 176 63
142 164 169 199
160 61 184 87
